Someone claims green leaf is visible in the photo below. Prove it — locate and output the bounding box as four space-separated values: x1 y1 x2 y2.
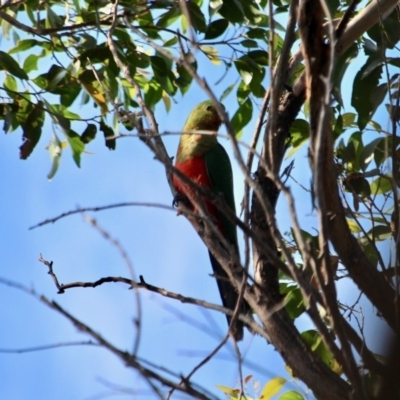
200 45 220 65
4 74 18 93
46 6 63 28
278 391 305 400
209 0 224 17
81 123 97 144
186 2 206 32
283 286 305 319
368 225 392 241
386 103 400 123
351 56 382 130
9 39 39 54
235 61 252 85
144 79 163 109
234 58 256 85
204 19 229 39
157 8 180 28
247 50 269 66
176 52 197 95
347 219 362 233
326 0 339 16
360 138 383 171
341 112 357 127
19 101 45 159
23 54 39 73
370 175 392 195
260 377 286 399
218 0 245 24
220 83 236 102
100 120 116 150
367 8 400 49
246 27 268 40
287 119 309 158
301 330 337 369
332 44 358 107
343 173 371 198
0 51 28 80
150 55 176 95
65 129 85 167
359 240 379 267
163 36 178 47
230 97 252 137
241 39 258 48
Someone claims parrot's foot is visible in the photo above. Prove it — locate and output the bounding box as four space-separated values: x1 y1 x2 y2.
173 193 191 215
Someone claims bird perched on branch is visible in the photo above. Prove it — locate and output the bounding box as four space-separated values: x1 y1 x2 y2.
173 100 249 341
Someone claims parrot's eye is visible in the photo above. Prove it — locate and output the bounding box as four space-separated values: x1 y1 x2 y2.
205 105 213 111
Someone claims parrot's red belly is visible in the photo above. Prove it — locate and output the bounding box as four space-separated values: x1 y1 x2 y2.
173 156 211 199
173 157 224 232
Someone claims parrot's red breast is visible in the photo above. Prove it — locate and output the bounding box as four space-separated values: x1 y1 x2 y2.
173 157 224 232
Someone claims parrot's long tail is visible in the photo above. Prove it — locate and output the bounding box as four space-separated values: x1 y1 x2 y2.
208 251 251 341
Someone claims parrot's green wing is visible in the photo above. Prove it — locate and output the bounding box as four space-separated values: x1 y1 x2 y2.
204 143 238 250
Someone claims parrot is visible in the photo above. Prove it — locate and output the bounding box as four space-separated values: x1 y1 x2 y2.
173 100 249 341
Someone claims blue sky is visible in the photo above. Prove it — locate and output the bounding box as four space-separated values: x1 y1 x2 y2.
0 9 396 400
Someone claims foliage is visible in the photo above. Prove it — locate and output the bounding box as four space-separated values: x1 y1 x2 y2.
1 0 400 399
217 375 305 400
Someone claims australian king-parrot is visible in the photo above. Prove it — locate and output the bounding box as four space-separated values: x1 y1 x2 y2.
173 100 249 341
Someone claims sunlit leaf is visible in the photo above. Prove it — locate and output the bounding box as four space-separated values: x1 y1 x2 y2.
46 134 65 180
4 74 17 93
260 377 286 399
209 0 224 17
23 54 39 73
216 384 240 398
278 391 305 400
347 219 362 233
200 46 220 65
162 92 171 112
9 39 39 54
80 82 108 114
370 175 392 195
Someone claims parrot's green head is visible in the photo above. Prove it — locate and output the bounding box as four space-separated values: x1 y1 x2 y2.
177 100 224 160
184 100 224 131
